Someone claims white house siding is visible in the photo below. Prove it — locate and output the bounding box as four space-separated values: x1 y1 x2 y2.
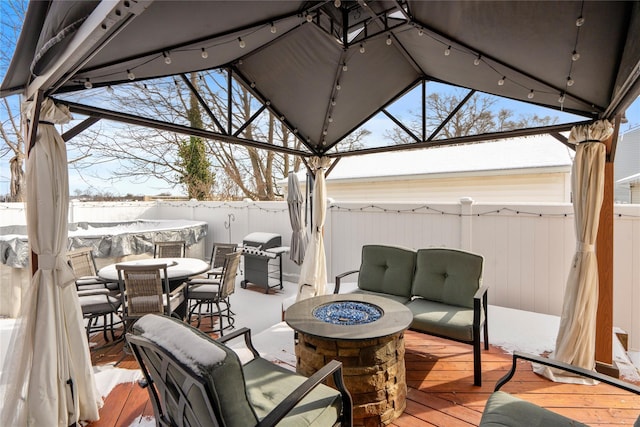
325 169 571 203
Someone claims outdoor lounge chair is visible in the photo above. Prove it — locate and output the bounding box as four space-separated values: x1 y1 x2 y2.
127 313 353 426
480 351 640 426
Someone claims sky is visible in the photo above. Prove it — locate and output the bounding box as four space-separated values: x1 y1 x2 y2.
0 1 639 198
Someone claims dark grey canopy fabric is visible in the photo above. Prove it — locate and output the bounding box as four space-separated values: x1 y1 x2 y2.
2 1 639 157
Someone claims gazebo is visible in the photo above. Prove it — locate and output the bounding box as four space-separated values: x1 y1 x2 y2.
1 1 639 425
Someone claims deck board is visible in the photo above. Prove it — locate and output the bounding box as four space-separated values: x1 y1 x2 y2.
87 327 640 427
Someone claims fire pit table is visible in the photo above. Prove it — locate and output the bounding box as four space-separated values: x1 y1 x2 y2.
285 293 413 426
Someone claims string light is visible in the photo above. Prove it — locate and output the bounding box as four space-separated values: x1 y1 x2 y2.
306 13 313 23
201 48 208 59
473 55 481 66
127 69 135 80
336 82 341 90
527 90 535 99
163 52 172 64
444 45 451 56
572 50 580 61
250 82 256 88
238 38 246 48
270 23 277 33
334 0 341 7
386 34 392 45
558 92 565 103
566 76 575 86
328 116 333 122
342 63 348 72
84 78 92 89
359 43 365 54
106 85 114 94
331 98 336 106
575 16 585 26
498 76 505 86
417 28 424 36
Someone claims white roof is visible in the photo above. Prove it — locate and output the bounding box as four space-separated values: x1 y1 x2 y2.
328 134 573 181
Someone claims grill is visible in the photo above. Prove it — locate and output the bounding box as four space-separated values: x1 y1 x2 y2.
240 232 288 293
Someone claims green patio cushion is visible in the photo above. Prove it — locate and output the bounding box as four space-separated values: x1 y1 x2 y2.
480 391 588 427
358 245 416 299
412 248 483 308
406 298 483 342
243 357 342 426
351 288 412 305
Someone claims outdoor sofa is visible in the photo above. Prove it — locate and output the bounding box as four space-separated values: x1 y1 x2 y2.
334 244 488 386
480 351 640 426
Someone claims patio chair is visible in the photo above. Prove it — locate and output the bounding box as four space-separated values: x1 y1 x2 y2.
187 251 241 335
127 314 353 427
67 247 118 293
77 288 123 344
153 240 186 258
116 263 186 331
480 351 640 426
206 242 238 278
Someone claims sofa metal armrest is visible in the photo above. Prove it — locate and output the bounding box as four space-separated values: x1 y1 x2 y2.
334 269 359 294
257 359 353 427
216 327 260 358
495 351 640 394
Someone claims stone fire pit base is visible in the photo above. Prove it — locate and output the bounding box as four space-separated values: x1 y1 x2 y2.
295 331 407 426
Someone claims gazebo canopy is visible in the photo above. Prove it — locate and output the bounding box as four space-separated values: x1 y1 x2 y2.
2 0 640 157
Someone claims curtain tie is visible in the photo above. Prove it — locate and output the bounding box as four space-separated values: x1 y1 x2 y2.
577 243 595 252
38 253 58 269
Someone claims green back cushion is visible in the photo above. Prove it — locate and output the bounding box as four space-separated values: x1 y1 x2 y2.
133 315 258 427
358 245 416 298
411 248 483 308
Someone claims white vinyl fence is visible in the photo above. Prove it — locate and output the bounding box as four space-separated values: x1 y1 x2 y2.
1 199 639 351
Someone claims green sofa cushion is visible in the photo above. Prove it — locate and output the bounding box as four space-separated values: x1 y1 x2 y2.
243 357 342 426
358 245 416 299
480 391 588 427
411 248 483 308
351 288 412 304
406 298 483 342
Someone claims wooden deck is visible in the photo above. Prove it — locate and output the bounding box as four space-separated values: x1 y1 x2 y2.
87 326 640 427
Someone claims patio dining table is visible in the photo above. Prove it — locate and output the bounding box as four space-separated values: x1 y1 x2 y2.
98 257 209 319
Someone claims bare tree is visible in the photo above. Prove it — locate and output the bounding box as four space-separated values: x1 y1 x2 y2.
0 0 27 201
387 90 558 144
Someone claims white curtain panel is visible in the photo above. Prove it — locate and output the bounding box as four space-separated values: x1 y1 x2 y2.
0 98 101 426
287 173 308 265
535 119 613 384
296 157 331 301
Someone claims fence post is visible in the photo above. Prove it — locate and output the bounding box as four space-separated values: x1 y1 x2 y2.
460 197 474 251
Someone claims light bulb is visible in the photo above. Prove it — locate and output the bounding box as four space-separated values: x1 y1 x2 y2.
201 48 208 59
127 69 135 80
527 90 535 99
323 129 328 135
163 52 171 64
576 16 585 27
359 43 365 54
84 79 92 89
444 45 451 56
270 23 277 33
386 35 392 45
336 83 341 90
417 29 424 36
498 76 505 86
106 85 114 94
572 50 580 61
334 0 341 7
567 76 575 86
238 38 246 48
306 13 313 23
473 55 481 66
331 99 336 106
250 82 256 88
342 63 348 72
558 93 565 103
328 116 333 123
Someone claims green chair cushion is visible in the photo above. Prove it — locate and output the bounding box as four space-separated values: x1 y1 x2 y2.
358 245 416 299
411 248 483 308
480 391 588 427
406 298 483 342
243 357 342 426
351 288 411 305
